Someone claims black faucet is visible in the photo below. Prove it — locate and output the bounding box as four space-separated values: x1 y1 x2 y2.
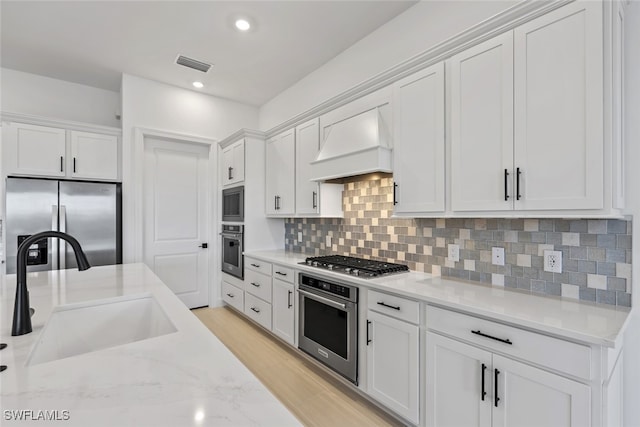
12 231 91 336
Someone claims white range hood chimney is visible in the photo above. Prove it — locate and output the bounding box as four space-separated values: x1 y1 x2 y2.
310 102 392 181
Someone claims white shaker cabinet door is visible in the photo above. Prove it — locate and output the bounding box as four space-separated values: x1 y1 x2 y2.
70 131 118 180
265 129 295 215
513 1 603 210
221 139 244 186
492 354 590 427
295 118 320 215
271 278 295 346
5 123 67 177
392 62 445 214
450 32 514 211
367 310 419 425
426 332 492 427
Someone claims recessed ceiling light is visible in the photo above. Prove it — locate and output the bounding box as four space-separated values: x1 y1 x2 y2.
235 19 251 31
192 81 204 89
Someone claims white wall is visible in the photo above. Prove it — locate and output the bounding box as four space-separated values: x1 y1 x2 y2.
120 73 259 263
624 1 640 425
258 0 517 130
1 68 120 128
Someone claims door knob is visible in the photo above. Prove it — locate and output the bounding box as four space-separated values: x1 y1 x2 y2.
199 243 208 249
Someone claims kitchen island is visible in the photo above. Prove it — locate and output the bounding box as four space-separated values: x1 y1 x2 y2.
0 263 301 427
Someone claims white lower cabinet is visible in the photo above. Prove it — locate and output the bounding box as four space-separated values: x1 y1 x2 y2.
272 278 295 346
244 292 272 330
221 281 244 312
366 292 420 425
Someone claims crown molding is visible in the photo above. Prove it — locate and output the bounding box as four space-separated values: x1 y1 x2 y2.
1 111 122 135
218 128 266 148
264 0 573 138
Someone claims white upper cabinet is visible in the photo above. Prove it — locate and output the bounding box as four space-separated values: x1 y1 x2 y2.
450 1 606 213
221 138 245 186
295 118 343 217
295 119 321 215
265 129 295 215
4 122 67 177
392 62 445 214
450 32 514 212
513 0 603 210
70 130 118 180
3 122 120 181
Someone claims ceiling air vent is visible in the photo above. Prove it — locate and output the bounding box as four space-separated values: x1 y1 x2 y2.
175 55 212 73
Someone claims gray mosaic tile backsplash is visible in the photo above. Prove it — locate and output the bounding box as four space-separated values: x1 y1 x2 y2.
285 176 633 307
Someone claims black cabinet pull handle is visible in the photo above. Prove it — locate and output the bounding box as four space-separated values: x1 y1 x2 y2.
60 156 64 172
377 301 401 311
226 293 234 298
366 320 372 345
198 243 208 248
251 307 260 314
228 166 233 180
516 167 522 200
73 157 76 173
393 183 398 205
471 330 513 345
312 191 317 209
287 290 293 309
481 363 487 401
250 263 260 268
274 195 278 210
494 369 500 407
504 169 509 201
250 282 260 288
275 271 287 276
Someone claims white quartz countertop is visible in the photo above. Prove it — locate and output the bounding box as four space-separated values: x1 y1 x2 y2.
0 263 301 427
245 250 632 348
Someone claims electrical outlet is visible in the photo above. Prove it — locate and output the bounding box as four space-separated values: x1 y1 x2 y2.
298 232 303 242
448 244 460 262
325 235 332 247
544 250 562 273
492 247 505 266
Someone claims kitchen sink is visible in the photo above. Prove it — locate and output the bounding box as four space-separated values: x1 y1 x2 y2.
27 294 177 365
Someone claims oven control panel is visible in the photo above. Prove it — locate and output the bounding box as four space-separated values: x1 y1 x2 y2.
299 274 357 302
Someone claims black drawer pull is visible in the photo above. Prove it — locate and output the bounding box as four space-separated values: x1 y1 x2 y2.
250 282 260 288
250 263 260 268
226 293 234 298
471 330 512 345
377 301 400 311
275 271 287 276
250 307 260 314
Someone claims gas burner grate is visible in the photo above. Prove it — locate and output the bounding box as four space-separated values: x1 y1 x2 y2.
302 255 409 277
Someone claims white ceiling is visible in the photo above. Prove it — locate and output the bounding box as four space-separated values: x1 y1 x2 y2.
1 1 417 106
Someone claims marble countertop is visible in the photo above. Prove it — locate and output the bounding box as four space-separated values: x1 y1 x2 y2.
245 250 631 348
0 263 301 427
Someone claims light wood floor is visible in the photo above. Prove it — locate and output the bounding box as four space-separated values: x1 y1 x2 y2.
193 306 404 427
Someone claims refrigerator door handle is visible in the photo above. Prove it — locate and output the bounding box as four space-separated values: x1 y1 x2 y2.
59 205 67 270
51 206 59 271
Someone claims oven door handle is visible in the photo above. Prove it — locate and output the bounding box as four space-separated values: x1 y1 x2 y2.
298 289 347 311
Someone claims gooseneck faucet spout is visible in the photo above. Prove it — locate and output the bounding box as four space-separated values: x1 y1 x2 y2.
12 231 91 336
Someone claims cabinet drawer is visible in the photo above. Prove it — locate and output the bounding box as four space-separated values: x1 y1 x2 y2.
245 270 272 303
244 293 272 330
245 257 273 276
222 281 244 312
272 264 294 283
426 305 591 380
368 289 420 324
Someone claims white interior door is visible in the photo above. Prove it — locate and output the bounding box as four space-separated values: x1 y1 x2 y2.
143 137 210 308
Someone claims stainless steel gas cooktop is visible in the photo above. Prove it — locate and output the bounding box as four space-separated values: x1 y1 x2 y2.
300 255 409 278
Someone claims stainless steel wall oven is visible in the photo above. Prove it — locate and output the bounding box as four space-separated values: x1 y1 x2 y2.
298 273 358 384
221 225 243 279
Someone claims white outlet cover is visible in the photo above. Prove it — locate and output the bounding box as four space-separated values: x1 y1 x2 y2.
544 250 562 273
298 232 303 242
492 247 505 266
448 244 460 262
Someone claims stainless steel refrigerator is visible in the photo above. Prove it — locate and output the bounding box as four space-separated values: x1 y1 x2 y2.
5 177 122 274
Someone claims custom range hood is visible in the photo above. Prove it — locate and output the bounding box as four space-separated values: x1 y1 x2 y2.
310 100 392 181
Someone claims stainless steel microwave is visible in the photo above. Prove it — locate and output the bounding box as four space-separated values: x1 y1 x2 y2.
222 186 244 222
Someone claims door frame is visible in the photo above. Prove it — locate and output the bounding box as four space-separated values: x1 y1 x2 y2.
131 127 218 307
